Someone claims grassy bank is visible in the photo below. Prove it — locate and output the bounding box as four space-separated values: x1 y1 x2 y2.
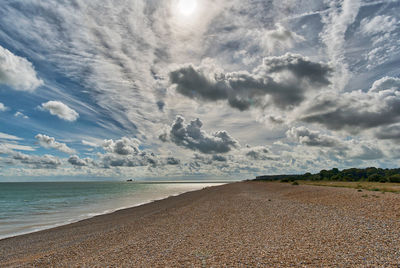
283 180 400 193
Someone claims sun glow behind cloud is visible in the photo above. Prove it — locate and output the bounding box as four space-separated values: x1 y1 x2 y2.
177 0 198 16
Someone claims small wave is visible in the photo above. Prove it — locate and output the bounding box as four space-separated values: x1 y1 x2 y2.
0 182 224 240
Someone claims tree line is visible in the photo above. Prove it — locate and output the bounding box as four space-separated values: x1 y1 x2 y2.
255 167 400 183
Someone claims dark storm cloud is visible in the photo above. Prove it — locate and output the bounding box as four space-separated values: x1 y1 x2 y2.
161 115 239 154
169 53 332 111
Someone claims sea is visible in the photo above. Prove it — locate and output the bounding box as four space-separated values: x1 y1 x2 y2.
0 181 224 240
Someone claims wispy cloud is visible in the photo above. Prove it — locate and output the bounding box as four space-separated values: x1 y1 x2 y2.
320 0 361 90
0 0 399 178
0 132 22 140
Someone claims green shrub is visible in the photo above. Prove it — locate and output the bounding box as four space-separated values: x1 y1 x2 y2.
367 174 382 182
388 174 400 183
379 178 388 183
292 181 299 185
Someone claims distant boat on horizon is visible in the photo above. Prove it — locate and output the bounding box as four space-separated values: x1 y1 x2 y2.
126 179 134 182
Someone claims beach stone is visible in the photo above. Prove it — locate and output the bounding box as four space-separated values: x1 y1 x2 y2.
1 181 400 266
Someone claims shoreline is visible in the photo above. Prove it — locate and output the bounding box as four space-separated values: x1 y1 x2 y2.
0 182 227 241
1 181 400 266
0 201 151 241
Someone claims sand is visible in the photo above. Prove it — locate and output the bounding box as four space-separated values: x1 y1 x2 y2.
1 181 400 267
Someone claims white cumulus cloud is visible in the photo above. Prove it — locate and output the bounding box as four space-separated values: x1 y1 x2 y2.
39 101 79 122
0 45 43 91
0 102 8 111
35 134 76 154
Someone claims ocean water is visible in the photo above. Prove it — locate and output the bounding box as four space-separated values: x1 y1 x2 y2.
0 181 223 240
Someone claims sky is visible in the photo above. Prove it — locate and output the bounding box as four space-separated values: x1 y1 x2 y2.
0 0 399 181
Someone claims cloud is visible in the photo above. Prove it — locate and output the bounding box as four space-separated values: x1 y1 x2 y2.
244 145 274 160
0 1 162 136
0 102 8 111
188 154 229 169
12 152 61 169
169 54 332 111
82 140 100 147
0 132 22 140
360 15 397 35
375 124 400 141
156 100 165 111
68 155 93 167
1 143 35 152
165 157 181 165
0 144 12 154
161 115 239 154
83 137 182 169
349 142 384 160
369 76 400 93
0 45 43 91
261 23 304 53
212 154 227 162
14 111 28 119
102 137 140 155
360 14 399 69
320 0 361 90
1 0 399 178
0 132 34 152
39 101 79 122
301 76 400 133
287 126 342 147
35 134 76 154
100 152 158 168
99 137 181 168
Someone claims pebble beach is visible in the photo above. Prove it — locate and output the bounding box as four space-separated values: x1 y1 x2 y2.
1 181 400 267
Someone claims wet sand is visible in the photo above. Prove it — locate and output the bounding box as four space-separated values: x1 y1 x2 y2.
1 181 400 267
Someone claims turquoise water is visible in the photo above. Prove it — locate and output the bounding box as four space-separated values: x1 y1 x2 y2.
0 182 223 239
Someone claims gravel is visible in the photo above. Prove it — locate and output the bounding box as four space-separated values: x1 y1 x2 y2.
1 181 400 267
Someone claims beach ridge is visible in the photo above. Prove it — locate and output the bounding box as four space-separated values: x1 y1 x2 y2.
1 181 400 266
